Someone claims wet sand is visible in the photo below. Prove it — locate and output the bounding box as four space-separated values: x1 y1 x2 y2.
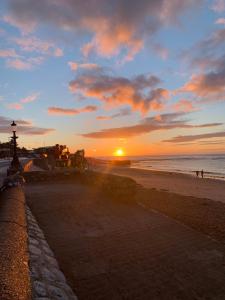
94 166 225 203
26 182 225 300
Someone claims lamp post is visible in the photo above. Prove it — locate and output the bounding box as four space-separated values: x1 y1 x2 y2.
8 121 22 175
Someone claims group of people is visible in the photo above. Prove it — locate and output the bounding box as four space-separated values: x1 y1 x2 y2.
196 170 204 178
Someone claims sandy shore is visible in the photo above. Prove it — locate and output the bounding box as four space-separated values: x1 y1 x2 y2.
93 165 225 203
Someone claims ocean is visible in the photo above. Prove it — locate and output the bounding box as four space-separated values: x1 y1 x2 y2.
100 154 225 180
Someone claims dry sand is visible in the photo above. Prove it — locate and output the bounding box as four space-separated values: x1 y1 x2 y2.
95 166 225 203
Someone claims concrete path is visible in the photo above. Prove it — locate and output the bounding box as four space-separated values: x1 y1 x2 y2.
26 183 225 300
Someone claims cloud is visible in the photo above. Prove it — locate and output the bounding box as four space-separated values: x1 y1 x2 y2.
48 105 97 115
68 61 100 71
179 25 225 104
54 48 63 57
180 49 225 102
173 99 197 112
151 43 169 60
6 56 44 70
69 70 168 113
12 36 63 57
5 0 200 60
82 105 97 112
96 115 111 120
215 18 225 24
7 102 23 110
182 28 225 72
81 112 222 138
164 131 225 143
211 0 225 12
181 68 225 100
20 92 39 103
97 107 131 120
0 115 54 135
0 49 19 58
6 58 32 70
6 92 40 110
3 14 37 34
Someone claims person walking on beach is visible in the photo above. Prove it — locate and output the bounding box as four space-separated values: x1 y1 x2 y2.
196 170 199 177
201 169 204 178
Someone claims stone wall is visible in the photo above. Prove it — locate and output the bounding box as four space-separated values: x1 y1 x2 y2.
0 187 32 300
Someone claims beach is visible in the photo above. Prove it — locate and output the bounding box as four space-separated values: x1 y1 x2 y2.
93 165 225 203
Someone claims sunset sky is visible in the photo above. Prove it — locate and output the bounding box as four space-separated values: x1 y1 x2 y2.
0 0 225 156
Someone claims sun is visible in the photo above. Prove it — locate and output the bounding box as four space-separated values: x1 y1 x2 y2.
114 148 125 157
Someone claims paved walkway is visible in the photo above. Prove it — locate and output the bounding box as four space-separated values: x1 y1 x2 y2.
26 183 225 300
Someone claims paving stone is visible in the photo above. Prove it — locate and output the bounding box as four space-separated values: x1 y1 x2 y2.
33 280 47 297
30 265 40 280
57 283 78 299
29 244 42 256
44 255 58 268
48 285 69 300
29 237 39 247
42 245 54 257
52 268 66 283
41 267 56 283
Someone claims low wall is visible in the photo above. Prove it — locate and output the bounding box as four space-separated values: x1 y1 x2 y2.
0 187 32 300
22 160 33 172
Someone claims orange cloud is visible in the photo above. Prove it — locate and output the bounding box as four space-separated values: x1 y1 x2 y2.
7 92 40 110
215 18 225 25
21 92 39 103
182 70 225 100
48 105 97 115
5 0 200 60
173 99 197 112
81 112 222 139
68 61 99 71
6 57 43 70
96 107 131 120
96 115 111 120
6 58 32 70
3 14 37 34
81 19 143 60
0 49 19 58
164 131 225 143
7 102 23 110
12 36 63 57
69 72 168 114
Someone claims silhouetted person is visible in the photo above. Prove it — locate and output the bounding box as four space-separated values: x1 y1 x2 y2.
201 169 204 178
196 171 199 177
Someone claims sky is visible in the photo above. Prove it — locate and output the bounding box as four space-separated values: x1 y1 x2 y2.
0 0 225 156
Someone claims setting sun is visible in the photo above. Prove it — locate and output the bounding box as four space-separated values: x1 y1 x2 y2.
114 148 125 157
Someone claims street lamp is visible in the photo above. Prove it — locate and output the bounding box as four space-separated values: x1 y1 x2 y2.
7 121 22 175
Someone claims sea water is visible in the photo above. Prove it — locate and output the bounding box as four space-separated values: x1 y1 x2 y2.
129 154 225 180
100 154 225 180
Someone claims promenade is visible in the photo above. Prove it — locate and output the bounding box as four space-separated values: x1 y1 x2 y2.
0 160 9 186
26 182 225 300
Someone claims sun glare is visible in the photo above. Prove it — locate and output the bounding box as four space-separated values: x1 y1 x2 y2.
114 148 124 156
